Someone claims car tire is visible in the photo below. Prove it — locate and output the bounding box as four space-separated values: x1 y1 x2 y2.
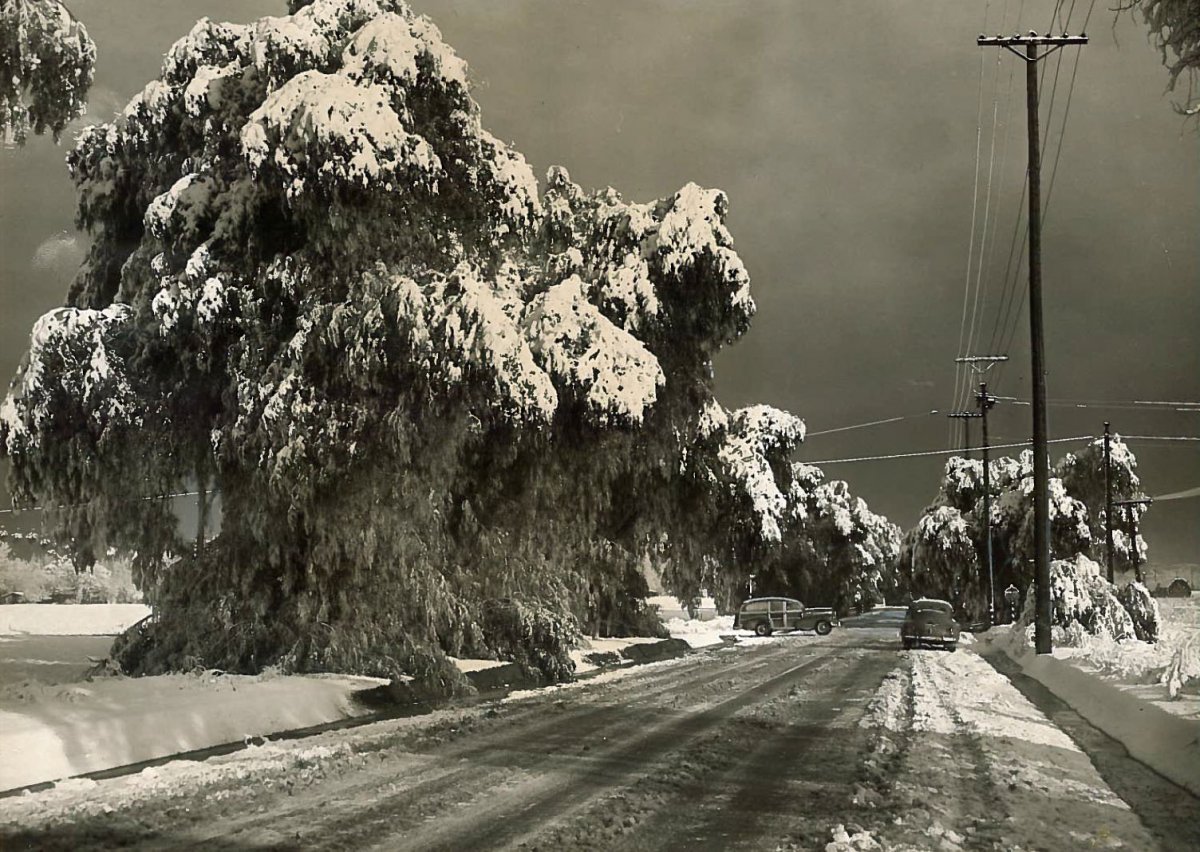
902 638 914 650
754 621 772 637
815 620 832 636
946 643 957 652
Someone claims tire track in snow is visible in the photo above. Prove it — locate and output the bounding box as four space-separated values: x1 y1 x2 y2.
175 641 825 850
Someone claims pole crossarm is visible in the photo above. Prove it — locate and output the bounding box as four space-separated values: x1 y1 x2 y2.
977 32 1088 62
957 354 1009 375
1111 498 1154 508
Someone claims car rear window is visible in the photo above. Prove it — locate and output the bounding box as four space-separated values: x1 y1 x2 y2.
909 600 953 614
742 601 768 614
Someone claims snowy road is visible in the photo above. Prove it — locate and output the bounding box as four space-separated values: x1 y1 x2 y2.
3 630 1198 850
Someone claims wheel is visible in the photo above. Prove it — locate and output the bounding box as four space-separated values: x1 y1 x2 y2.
945 643 957 652
814 620 832 636
902 638 914 650
754 621 772 637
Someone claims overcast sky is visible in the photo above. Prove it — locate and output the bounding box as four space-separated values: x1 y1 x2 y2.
1 0 1196 567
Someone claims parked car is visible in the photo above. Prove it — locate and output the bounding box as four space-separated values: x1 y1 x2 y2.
734 596 838 637
900 598 959 651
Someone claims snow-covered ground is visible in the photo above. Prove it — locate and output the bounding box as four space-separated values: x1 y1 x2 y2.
0 604 151 636
981 592 1200 797
0 604 728 792
845 646 1160 851
989 592 1200 719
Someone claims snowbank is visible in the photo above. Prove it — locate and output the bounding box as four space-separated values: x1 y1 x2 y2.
0 671 385 792
0 617 712 792
663 614 735 648
981 630 1200 797
0 604 151 636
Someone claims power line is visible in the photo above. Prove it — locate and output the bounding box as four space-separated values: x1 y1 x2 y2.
952 0 996 439
993 396 1200 410
1121 435 1200 442
989 0 1087 392
805 410 942 437
801 434 1094 465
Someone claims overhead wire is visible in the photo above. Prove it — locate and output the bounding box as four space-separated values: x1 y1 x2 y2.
802 434 1095 466
1042 0 1096 220
805 410 944 437
956 42 1008 415
952 0 995 443
991 0 1089 391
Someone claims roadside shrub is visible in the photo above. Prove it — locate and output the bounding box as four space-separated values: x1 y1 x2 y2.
479 598 581 684
1022 554 1135 642
1118 581 1160 643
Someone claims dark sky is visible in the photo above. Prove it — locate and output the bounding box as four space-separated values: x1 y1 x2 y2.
1 1 1197 567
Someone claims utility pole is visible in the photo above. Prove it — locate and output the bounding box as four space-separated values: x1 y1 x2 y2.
947 410 981 458
978 30 1087 655
1103 422 1115 584
1112 498 1154 585
955 356 1007 625
977 381 999 625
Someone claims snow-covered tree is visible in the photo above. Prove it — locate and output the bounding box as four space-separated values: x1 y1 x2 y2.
0 0 95 144
1023 553 1136 642
1055 434 1148 574
1120 0 1200 117
2 1 767 685
730 461 902 615
899 439 1154 627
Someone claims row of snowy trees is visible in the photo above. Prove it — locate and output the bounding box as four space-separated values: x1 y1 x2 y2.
895 436 1158 639
0 0 900 690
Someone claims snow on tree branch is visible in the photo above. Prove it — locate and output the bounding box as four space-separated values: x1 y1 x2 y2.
0 0 95 144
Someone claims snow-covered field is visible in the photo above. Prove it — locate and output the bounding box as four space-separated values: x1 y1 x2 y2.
0 604 151 637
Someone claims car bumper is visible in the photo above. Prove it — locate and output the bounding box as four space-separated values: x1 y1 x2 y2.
901 633 957 646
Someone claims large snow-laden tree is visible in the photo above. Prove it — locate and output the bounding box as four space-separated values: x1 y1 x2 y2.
898 438 1153 627
714 460 902 615
0 0 95 144
1 0 769 686
1055 434 1149 575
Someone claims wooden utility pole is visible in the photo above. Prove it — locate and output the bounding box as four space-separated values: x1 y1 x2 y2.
955 356 1007 625
947 410 981 458
977 381 999 624
1103 422 1115 584
978 31 1087 655
1113 497 1154 585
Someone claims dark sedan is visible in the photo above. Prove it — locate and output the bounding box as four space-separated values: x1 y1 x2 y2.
900 598 960 651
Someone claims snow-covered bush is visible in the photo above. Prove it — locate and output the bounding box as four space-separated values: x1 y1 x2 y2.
1117 581 1160 643
1162 631 1200 698
478 598 582 684
1036 554 1135 642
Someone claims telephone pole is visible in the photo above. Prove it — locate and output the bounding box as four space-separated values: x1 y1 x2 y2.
1112 497 1154 585
978 30 1087 655
947 410 981 458
977 381 1000 625
954 356 1007 625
